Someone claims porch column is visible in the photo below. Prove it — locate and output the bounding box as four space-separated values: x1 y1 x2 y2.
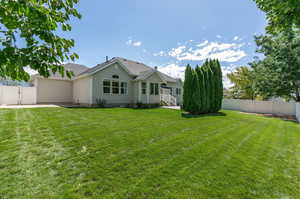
138 81 141 102
146 81 150 104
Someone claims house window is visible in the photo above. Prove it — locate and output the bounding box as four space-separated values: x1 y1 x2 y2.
170 88 173 95
112 75 119 79
161 83 167 88
103 80 128 95
142 82 147 94
150 83 159 95
121 82 128 94
112 81 119 94
176 88 181 95
155 83 159 95
103 80 111 94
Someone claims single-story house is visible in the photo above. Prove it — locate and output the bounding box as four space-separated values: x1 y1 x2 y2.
30 57 182 106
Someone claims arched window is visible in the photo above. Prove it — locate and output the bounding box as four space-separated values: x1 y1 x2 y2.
112 74 119 79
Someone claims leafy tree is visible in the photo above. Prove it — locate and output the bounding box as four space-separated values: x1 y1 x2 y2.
251 29 300 102
254 0 300 33
183 64 193 112
227 66 257 100
0 0 81 81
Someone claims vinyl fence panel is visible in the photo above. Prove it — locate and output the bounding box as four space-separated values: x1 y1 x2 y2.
20 87 36 104
222 99 296 116
0 86 36 105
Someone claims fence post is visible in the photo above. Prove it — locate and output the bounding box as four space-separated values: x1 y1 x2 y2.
296 102 300 123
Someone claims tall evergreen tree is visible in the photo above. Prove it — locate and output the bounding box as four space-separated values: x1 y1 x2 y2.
208 60 216 112
195 66 205 113
202 61 210 113
183 64 193 112
183 60 223 114
216 60 223 111
190 69 201 114
211 59 220 112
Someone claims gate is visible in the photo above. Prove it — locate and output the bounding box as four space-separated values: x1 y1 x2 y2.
0 86 36 105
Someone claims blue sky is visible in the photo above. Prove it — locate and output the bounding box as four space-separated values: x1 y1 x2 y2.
64 0 267 87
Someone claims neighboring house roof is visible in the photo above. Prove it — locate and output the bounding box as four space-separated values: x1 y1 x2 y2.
77 57 180 83
31 63 89 81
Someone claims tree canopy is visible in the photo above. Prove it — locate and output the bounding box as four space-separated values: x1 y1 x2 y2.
254 0 300 33
0 0 81 81
250 29 300 102
227 67 256 100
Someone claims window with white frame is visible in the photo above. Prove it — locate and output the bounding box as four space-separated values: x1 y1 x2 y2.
103 80 128 95
141 82 147 95
150 83 159 95
112 81 119 94
103 80 111 94
121 82 128 94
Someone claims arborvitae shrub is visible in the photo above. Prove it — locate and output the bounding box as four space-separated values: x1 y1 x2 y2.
183 59 223 114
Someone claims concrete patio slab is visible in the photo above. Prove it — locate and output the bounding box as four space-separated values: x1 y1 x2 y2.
0 104 61 109
162 106 181 110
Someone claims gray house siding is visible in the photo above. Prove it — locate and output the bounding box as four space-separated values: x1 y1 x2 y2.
92 63 134 105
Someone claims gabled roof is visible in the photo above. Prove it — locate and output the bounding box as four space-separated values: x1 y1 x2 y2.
78 57 151 77
77 57 179 83
134 69 165 82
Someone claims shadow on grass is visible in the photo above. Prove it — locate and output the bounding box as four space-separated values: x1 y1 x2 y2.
181 112 227 118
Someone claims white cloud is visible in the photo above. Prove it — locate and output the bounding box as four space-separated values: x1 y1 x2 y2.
153 51 166 56
168 46 186 57
216 35 222 39
126 39 142 47
132 41 142 47
158 64 185 80
233 36 239 41
157 64 237 88
196 40 209 47
166 41 246 62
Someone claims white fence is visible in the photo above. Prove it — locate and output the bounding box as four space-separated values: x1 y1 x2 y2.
0 86 36 105
296 103 300 122
222 99 296 116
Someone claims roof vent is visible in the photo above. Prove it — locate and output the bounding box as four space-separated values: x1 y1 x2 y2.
106 56 109 62
154 66 158 70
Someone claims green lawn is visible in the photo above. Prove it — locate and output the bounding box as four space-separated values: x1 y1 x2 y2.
0 108 299 199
